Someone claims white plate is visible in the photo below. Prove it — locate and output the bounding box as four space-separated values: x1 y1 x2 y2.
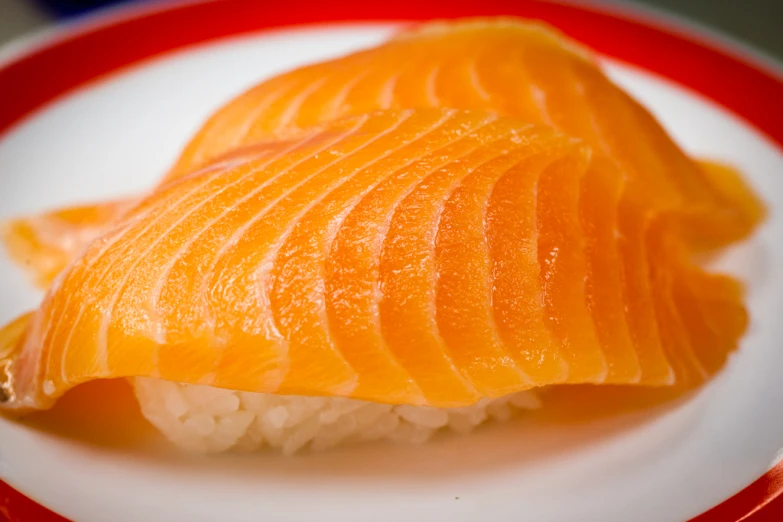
1 22 782 522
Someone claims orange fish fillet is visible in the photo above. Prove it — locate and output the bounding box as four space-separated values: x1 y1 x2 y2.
0 109 746 412
2 18 764 288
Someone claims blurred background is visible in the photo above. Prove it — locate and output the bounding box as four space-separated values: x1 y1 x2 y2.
1 0 782 59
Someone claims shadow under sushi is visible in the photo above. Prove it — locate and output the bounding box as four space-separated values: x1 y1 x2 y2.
13 378 708 485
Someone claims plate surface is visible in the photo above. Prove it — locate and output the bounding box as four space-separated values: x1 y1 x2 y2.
0 3 782 522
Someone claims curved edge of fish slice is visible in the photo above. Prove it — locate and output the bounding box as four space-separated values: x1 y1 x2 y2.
0 312 32 409
395 16 597 63
694 160 768 247
1 199 136 289
1 218 67 289
0 137 327 291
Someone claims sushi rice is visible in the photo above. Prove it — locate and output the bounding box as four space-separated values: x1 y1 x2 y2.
134 378 541 455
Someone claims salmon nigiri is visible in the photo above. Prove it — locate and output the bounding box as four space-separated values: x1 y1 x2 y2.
0 110 746 453
3 18 764 288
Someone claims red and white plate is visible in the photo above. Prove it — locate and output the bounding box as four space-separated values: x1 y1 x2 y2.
1 1 782 521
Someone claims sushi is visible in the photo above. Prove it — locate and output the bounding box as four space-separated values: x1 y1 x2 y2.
2 18 765 288
0 108 749 453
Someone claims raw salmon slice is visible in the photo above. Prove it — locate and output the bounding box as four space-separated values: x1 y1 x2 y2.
0 110 746 412
3 17 764 287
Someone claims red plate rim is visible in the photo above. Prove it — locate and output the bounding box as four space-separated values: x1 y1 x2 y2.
0 1 782 521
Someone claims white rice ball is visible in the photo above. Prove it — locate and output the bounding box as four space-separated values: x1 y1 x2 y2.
133 377 541 455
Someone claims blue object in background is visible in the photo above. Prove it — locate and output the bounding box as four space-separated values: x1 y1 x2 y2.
34 0 139 18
